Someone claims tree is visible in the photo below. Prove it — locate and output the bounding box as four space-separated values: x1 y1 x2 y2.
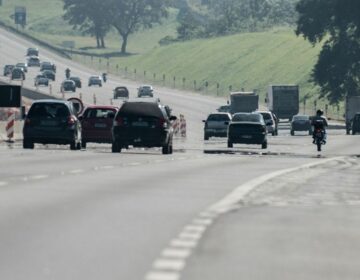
63 0 111 48
296 0 360 103
109 0 171 54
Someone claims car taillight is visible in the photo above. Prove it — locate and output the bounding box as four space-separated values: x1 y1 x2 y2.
114 117 124 127
68 116 76 125
25 118 31 125
158 118 167 128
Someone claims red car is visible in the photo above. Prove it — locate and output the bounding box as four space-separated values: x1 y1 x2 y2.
79 106 118 148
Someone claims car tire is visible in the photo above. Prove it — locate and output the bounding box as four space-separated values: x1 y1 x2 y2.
308 130 313 135
112 141 121 153
70 141 77 150
81 140 87 149
162 142 170 155
262 141 268 149
272 131 276 136
169 145 173 155
227 141 233 148
204 134 209 141
275 130 278 136
76 142 81 150
23 139 34 149
291 130 295 136
352 130 356 135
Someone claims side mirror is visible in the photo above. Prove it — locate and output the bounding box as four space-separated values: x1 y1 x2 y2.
202 120 206 123
169 116 177 121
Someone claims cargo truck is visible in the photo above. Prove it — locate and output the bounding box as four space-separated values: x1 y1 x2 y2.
267 85 299 120
230 91 259 114
345 95 360 134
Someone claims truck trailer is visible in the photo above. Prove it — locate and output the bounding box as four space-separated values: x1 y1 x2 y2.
267 85 299 120
230 91 259 114
345 95 360 134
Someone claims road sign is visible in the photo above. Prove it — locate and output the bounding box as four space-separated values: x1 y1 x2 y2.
15 7 26 26
0 85 22 108
67 97 84 116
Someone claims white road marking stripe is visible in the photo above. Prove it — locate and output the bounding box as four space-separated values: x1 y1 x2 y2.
153 259 185 271
30 175 49 180
0 182 7 186
100 165 115 170
170 239 197 249
162 248 191 259
192 218 213 226
69 169 85 174
178 231 203 241
198 211 218 218
145 271 180 280
183 225 206 233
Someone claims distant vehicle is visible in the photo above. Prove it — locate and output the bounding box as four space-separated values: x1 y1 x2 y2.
26 47 39 57
258 111 278 136
88 76 102 87
23 100 82 150
217 105 231 113
11 67 25 80
15 63 28 73
137 85 154 97
69 76 82 88
291 115 312 136
230 91 259 114
351 113 360 135
203 113 232 140
79 106 118 148
113 86 129 99
40 62 56 72
112 100 177 154
61 80 76 92
42 70 56 81
27 56 41 67
345 96 360 134
227 112 268 149
267 85 299 120
34 75 49 87
3 65 14 76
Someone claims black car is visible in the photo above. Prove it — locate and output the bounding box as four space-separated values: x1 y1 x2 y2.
27 56 41 67
42 70 56 81
15 63 28 73
26 48 39 57
69 76 82 88
351 113 360 135
11 67 25 80
88 76 102 87
34 75 49 87
291 115 312 135
61 80 76 92
227 112 268 149
23 100 82 150
3 65 14 76
40 62 56 72
112 100 176 154
113 86 129 99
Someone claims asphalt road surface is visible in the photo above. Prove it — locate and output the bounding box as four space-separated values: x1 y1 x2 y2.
1 27 360 280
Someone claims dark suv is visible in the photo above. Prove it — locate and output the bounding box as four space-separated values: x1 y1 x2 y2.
23 100 82 150
112 100 176 154
351 113 360 135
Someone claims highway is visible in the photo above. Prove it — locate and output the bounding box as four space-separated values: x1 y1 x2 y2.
1 27 360 280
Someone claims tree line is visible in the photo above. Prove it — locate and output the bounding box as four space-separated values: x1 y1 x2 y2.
63 0 170 53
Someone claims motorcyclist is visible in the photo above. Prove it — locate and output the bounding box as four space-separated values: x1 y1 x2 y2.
312 109 328 144
65 68 71 79
102 72 107 83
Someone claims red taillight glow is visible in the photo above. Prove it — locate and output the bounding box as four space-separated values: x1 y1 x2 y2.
158 118 166 128
25 118 31 125
68 116 76 125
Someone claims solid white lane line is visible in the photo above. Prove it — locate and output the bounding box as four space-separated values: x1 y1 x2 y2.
170 239 197 249
162 249 191 259
145 271 180 280
153 259 186 271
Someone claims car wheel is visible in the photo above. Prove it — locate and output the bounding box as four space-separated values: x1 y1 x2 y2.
272 131 276 136
23 139 34 149
261 141 268 149
204 134 209 141
309 130 313 135
76 142 81 150
81 140 87 149
169 145 173 155
291 130 295 136
227 141 233 148
162 142 170 155
352 130 356 135
275 130 278 136
112 141 121 153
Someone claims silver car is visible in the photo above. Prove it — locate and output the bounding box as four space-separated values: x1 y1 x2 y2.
203 113 232 140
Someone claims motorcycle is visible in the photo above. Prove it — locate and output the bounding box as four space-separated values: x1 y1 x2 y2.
102 73 107 83
313 128 325 152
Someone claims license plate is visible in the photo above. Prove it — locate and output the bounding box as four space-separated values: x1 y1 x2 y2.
41 120 57 126
133 121 148 127
241 135 253 139
94 123 107 128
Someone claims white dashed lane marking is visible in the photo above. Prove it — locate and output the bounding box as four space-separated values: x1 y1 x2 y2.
162 248 191 259
30 175 49 180
153 259 186 271
0 182 7 186
145 271 180 280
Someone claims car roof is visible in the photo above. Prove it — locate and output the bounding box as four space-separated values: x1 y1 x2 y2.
63 79 75 83
70 76 80 79
32 99 69 105
85 105 118 110
208 112 231 116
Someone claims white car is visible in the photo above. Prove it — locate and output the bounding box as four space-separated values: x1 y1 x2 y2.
257 111 278 136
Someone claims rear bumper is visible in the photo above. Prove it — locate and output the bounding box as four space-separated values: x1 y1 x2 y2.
204 129 227 137
23 127 77 144
228 133 266 145
292 124 311 131
113 128 171 147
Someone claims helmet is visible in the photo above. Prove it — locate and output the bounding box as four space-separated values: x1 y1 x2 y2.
316 109 324 116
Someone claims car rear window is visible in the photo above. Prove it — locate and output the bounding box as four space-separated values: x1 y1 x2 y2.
84 109 116 118
293 115 309 121
118 102 165 119
28 103 70 120
233 113 262 122
207 114 230 121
